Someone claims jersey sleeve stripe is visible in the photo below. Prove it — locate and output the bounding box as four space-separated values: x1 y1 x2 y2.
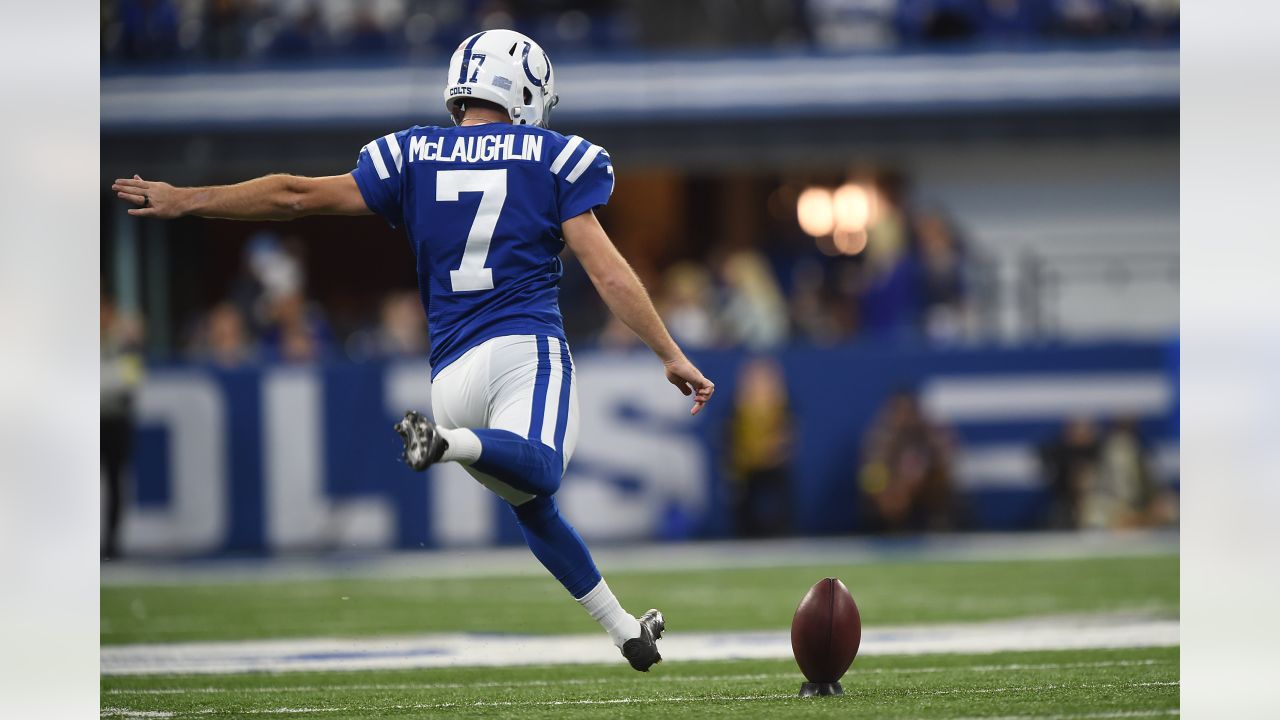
382 133 402 173
364 141 391 180
549 136 584 174
565 144 603 184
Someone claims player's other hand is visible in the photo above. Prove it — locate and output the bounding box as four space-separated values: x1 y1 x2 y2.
664 356 715 416
112 175 184 219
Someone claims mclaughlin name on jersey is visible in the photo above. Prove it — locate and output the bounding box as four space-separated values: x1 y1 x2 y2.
351 123 615 377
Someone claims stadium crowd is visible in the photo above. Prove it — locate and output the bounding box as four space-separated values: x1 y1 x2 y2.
166 181 973 367
102 0 1180 67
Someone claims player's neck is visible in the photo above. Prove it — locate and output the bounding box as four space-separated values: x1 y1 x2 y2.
459 108 510 126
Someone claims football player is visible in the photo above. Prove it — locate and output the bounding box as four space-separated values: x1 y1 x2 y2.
112 29 715 671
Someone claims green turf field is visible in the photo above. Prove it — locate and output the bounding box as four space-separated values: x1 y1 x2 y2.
102 647 1179 719
100 551 1179 718
101 555 1177 644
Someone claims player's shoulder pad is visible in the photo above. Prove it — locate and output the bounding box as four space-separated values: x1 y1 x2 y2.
544 130 612 186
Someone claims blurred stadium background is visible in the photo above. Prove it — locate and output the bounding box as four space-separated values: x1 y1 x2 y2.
100 0 1179 559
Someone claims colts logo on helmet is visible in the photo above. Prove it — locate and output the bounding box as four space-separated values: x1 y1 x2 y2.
520 42 551 88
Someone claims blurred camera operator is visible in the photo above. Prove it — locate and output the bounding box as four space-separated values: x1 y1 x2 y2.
101 292 144 560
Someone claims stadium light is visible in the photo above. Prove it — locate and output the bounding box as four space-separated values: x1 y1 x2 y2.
833 229 869 255
796 186 836 237
798 183 876 256
833 183 872 232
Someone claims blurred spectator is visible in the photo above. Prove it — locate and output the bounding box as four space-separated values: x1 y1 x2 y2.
101 293 145 560
344 7 394 56
376 290 428 355
859 202 971 341
978 0 1051 42
631 0 808 51
806 0 900 51
189 301 257 368
594 316 632 350
201 0 250 60
1088 417 1176 528
262 291 334 363
858 179 918 338
866 176 910 276
229 231 304 335
268 4 327 59
788 258 849 346
1041 415 1177 530
896 0 983 46
657 262 717 350
720 250 789 350
1131 0 1179 35
346 290 429 359
859 245 919 338
725 357 794 537
858 388 957 533
1039 417 1100 528
1049 0 1143 38
116 0 180 62
913 209 969 341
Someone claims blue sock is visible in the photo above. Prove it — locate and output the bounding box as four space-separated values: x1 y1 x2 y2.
510 495 602 599
470 429 562 496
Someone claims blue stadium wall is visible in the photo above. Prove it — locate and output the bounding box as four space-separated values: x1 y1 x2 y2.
117 339 1179 556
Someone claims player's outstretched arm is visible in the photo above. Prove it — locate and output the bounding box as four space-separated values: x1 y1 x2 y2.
562 210 715 416
111 173 371 221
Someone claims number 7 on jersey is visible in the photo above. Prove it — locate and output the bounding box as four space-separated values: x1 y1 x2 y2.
438 169 508 292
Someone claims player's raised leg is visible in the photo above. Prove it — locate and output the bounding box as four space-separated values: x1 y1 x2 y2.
397 334 665 670
398 335 570 497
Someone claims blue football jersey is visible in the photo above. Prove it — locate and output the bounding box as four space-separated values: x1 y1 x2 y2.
351 124 615 376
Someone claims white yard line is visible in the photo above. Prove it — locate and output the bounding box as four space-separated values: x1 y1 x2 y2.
102 695 799 718
952 707 1177 712
101 683 1179 717
104 659 1172 695
101 613 1178 677
924 681 1179 696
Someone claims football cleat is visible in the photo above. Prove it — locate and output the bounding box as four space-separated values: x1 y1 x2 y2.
621 608 665 672
394 410 448 472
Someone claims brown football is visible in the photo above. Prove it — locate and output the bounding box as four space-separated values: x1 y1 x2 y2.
790 577 861 683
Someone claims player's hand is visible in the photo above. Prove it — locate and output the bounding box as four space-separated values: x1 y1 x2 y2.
664 356 715 416
112 175 185 219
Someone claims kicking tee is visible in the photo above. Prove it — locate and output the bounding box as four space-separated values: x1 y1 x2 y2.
351 124 614 376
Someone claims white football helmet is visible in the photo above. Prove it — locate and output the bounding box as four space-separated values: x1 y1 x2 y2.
443 29 559 128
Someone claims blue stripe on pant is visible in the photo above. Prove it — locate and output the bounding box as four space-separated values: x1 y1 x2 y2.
470 336 567 497
526 335 552 443
552 344 573 459
467 336 599 599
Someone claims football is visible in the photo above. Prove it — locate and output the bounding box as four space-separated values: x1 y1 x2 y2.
791 577 862 683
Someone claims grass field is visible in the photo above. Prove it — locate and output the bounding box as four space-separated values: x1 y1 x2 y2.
102 555 1177 644
100 547 1179 718
103 647 1179 719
